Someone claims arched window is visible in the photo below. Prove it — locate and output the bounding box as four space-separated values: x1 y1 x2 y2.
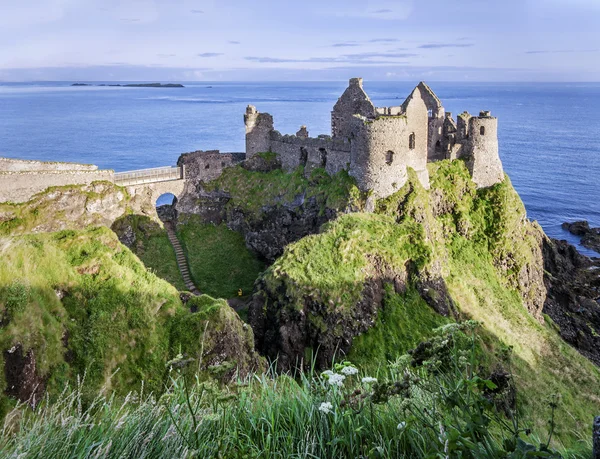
480 126 485 136
435 140 442 152
299 147 308 167
385 151 394 165
409 133 416 150
427 109 433 118
319 148 327 167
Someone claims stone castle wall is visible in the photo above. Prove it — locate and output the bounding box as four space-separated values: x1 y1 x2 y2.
178 150 245 182
0 157 98 172
270 131 351 176
0 169 115 203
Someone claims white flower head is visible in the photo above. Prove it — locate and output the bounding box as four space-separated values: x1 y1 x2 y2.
327 373 345 387
341 366 358 376
318 402 333 414
321 370 334 377
361 376 377 384
397 421 406 431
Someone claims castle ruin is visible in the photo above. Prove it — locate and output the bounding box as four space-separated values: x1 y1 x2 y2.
0 78 504 208
245 78 504 197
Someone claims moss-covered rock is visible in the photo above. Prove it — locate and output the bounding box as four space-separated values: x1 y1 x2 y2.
170 295 265 381
0 182 130 236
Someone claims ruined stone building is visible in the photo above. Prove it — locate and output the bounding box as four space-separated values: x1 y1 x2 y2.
244 77 504 198
0 78 504 206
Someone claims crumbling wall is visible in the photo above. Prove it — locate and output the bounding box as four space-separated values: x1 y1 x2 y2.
331 78 376 140
0 170 115 203
244 106 273 157
0 157 98 172
178 150 245 182
270 131 351 175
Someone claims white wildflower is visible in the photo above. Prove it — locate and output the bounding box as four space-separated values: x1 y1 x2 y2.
327 373 345 387
341 366 358 376
321 370 334 377
318 402 333 414
397 421 406 431
361 376 377 384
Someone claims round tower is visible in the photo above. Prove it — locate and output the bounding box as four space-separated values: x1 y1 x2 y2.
465 111 504 188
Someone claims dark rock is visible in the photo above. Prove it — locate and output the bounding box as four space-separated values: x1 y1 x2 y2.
562 220 600 254
157 203 177 222
561 220 590 236
542 237 600 365
3 344 45 407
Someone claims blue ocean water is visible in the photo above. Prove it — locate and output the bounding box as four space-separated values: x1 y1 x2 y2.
0 81 599 254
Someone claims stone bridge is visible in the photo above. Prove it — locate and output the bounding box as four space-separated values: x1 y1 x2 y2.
114 165 187 218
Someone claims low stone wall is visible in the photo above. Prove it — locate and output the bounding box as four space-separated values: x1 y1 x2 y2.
0 170 115 203
0 157 98 172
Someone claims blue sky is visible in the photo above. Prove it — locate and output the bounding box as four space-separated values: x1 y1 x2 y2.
1 0 599 81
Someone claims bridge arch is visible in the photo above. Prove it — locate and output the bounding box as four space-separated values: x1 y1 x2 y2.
125 179 186 222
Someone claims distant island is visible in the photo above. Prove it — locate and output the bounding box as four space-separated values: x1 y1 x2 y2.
71 83 185 88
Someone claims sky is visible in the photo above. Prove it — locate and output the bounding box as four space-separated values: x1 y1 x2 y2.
0 0 599 82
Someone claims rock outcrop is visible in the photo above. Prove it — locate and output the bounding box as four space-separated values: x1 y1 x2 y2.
542 236 600 365
562 220 600 254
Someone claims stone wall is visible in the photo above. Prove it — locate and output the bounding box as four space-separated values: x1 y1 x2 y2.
331 78 377 140
269 131 351 176
178 150 245 182
0 170 115 203
349 85 430 198
0 157 98 172
244 106 273 157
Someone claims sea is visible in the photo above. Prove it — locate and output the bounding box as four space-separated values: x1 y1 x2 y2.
0 81 599 255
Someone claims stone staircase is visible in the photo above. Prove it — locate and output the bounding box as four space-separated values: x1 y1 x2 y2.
164 221 201 296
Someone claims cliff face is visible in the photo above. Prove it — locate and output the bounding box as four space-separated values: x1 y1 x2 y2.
176 156 364 262
246 161 547 370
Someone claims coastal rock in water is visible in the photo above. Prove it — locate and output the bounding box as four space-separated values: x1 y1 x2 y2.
562 220 600 254
562 220 590 236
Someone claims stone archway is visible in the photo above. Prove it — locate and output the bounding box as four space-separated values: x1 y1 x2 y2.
125 179 186 222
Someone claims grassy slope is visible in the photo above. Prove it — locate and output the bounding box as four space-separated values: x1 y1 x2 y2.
0 227 261 417
255 160 600 448
112 215 186 291
177 216 265 298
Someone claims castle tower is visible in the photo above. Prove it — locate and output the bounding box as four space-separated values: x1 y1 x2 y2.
331 78 376 140
244 105 274 157
464 111 504 188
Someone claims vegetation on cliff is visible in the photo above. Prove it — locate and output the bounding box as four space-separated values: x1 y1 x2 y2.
204 164 363 219
248 160 600 448
1 322 587 458
0 227 262 418
176 216 265 298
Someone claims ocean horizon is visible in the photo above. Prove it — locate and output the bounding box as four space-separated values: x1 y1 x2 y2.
1 80 599 255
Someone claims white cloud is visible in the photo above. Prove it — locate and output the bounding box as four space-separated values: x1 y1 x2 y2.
321 0 414 20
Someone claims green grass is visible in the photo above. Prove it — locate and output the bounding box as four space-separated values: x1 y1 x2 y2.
205 165 363 219
348 285 449 369
0 181 129 236
0 326 591 458
249 159 600 448
262 212 431 312
0 228 262 418
177 216 265 298
112 215 186 291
